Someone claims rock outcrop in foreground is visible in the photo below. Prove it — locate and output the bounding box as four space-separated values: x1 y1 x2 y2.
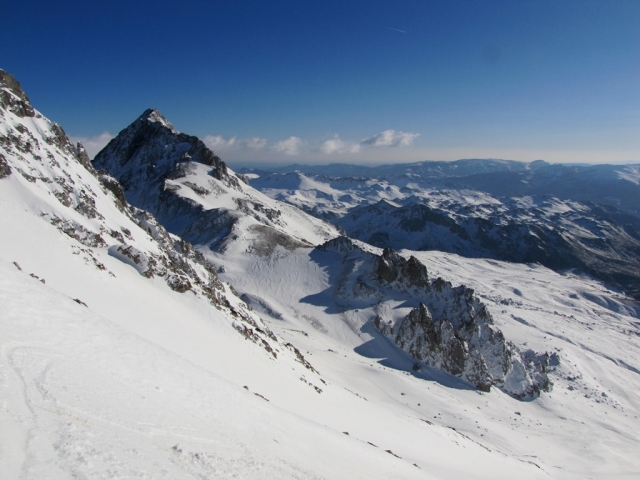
320 237 556 398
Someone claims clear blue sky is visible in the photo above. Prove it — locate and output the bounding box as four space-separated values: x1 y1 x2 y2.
2 0 638 165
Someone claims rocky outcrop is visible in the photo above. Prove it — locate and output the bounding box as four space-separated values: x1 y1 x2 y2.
0 70 35 118
375 248 429 290
319 237 554 398
0 153 11 179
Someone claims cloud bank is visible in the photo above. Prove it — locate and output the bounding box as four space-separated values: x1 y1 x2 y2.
203 135 268 151
273 136 305 155
202 129 419 159
320 135 362 155
320 130 419 155
360 130 419 148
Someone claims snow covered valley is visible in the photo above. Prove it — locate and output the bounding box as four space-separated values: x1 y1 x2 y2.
2 68 640 478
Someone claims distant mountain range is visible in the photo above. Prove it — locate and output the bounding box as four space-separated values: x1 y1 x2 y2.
243 166 640 299
242 158 640 218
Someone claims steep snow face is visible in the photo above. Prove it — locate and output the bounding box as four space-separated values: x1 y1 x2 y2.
93 113 338 250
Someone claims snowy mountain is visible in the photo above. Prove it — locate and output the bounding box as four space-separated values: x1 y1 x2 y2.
0 69 420 478
93 110 338 253
246 171 640 299
3 68 640 478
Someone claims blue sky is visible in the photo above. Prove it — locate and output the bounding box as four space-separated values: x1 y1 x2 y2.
2 0 638 165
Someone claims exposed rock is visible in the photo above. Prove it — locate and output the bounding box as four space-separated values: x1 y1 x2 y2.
317 235 356 254
0 69 35 117
167 273 192 292
94 108 230 191
97 169 128 208
74 142 96 173
318 238 553 398
0 153 11 179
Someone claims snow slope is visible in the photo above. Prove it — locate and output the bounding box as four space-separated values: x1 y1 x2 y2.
1 68 559 479
207 239 640 479
3 68 639 478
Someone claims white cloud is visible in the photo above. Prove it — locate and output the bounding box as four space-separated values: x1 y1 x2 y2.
320 135 361 155
203 130 419 159
203 135 237 150
69 132 114 159
203 135 268 151
240 137 268 150
273 136 304 156
360 130 419 148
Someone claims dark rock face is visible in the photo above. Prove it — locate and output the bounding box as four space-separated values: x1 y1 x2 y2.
0 70 35 118
319 238 554 398
0 153 11 179
92 109 249 248
376 248 429 290
94 109 231 193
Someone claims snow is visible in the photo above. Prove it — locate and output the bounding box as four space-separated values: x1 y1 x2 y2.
2 74 640 478
208 240 640 478
618 165 640 185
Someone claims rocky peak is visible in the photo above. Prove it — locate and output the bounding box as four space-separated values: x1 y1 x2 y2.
317 235 356 254
137 108 177 132
94 108 230 191
0 69 35 118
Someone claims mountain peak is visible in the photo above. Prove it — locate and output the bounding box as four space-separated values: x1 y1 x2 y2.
137 108 176 132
